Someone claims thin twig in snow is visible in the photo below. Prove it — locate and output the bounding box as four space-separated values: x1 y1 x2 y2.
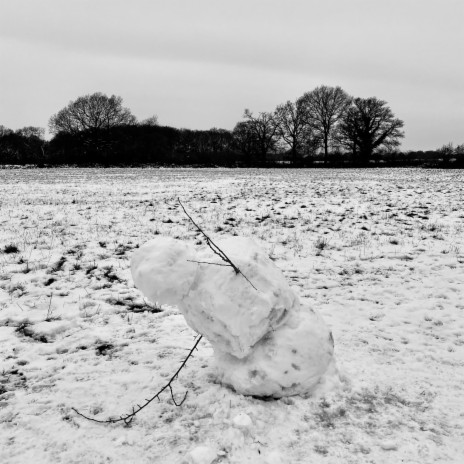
72 335 203 425
178 198 257 290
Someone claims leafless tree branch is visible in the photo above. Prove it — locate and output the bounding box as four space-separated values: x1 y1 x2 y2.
178 198 257 290
72 335 203 425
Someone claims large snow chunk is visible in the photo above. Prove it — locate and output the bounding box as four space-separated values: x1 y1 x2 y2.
215 308 336 397
131 235 338 398
131 236 197 307
181 237 299 358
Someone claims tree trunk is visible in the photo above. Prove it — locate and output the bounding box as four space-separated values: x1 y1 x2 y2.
324 137 329 165
292 145 297 166
359 145 372 166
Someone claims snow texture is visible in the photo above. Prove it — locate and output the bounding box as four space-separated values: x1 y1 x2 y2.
131 235 336 397
2 168 464 463
184 445 218 464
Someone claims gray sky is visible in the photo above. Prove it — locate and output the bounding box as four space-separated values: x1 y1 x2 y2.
1 0 463 150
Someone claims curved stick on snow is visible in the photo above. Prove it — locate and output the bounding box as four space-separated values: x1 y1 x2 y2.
178 198 257 291
72 335 203 425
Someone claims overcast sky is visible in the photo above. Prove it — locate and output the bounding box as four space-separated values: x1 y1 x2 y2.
1 0 463 150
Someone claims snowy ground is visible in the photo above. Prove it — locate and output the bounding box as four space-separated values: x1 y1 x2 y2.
0 167 463 464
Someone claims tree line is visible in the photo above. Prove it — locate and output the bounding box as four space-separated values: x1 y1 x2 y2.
1 88 462 167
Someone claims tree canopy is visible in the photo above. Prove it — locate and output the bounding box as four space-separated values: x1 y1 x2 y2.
49 92 136 135
8 86 464 168
298 86 351 160
339 97 405 163
274 100 320 164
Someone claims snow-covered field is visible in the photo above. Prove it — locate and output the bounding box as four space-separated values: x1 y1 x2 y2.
1 167 463 464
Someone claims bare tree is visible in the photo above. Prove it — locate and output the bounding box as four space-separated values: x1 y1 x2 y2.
0 125 14 137
0 126 15 163
437 142 455 164
232 121 258 160
140 115 159 126
274 100 320 165
339 97 404 164
242 109 279 164
298 85 351 163
15 126 45 139
0 126 46 163
455 144 464 166
49 92 136 135
208 128 233 155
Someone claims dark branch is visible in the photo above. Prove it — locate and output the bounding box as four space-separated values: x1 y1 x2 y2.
72 335 203 424
178 198 257 290
187 260 231 267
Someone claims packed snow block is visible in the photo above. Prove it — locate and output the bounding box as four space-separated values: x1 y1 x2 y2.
181 237 299 358
131 236 198 307
215 309 336 397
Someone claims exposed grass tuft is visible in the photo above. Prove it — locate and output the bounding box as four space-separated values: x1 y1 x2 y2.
3 244 19 254
50 256 66 273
